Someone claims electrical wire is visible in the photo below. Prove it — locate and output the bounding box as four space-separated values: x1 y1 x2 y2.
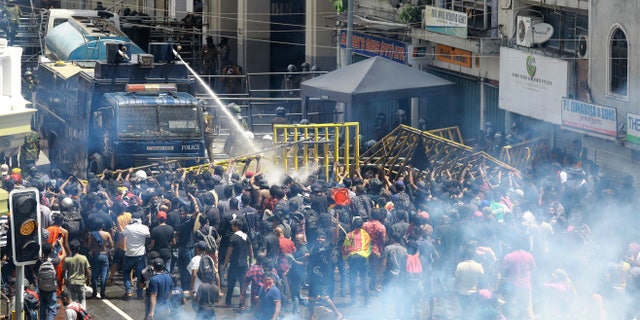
16 0 627 62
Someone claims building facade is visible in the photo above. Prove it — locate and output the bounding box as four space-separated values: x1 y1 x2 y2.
346 0 640 178
69 0 640 177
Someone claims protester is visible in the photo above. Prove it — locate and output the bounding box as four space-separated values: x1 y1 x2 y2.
341 216 371 306
63 240 91 309
87 218 113 299
146 258 172 320
0 131 626 320
222 219 252 307
37 242 64 320
253 272 281 320
60 290 92 320
122 212 150 300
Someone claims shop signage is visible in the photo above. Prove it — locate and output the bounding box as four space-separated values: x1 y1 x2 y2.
435 44 472 68
339 30 407 64
423 5 467 38
499 47 568 124
561 98 617 138
626 113 640 145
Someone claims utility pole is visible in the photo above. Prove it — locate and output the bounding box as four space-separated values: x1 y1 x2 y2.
345 0 354 65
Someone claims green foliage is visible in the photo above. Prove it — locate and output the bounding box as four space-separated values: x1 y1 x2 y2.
330 0 345 13
399 4 423 24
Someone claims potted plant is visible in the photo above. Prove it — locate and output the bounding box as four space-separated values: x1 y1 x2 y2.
399 4 423 26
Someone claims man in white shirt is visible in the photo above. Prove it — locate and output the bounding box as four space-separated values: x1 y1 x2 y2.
188 241 221 297
455 243 485 318
61 290 89 320
122 212 150 300
188 241 207 296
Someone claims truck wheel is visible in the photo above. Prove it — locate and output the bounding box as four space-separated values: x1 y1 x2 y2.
89 153 104 175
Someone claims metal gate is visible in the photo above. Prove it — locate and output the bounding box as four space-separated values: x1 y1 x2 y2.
273 122 360 180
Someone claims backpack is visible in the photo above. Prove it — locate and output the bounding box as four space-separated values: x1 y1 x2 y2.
62 210 82 236
38 258 57 292
304 208 319 230
406 252 423 279
23 288 39 312
197 254 217 284
351 195 371 220
67 303 93 320
196 227 220 253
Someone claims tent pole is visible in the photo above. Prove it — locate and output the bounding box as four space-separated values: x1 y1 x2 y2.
411 97 419 127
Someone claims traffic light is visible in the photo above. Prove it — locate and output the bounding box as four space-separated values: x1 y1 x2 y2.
9 188 41 265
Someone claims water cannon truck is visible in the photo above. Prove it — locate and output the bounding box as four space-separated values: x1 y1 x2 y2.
36 15 205 178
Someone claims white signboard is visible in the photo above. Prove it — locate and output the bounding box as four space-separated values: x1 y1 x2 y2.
626 113 640 145
561 98 617 138
423 6 467 38
499 47 568 124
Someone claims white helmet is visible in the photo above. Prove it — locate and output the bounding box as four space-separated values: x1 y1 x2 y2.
135 170 147 180
61 197 74 209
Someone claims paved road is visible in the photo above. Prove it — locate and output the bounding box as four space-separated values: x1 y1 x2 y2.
38 271 446 320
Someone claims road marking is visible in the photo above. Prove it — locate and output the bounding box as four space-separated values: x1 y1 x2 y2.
101 299 135 320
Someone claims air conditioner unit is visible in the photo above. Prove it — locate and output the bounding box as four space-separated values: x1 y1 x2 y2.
517 15 543 47
577 34 588 59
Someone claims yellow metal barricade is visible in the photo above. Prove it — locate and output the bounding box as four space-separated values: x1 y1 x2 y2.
361 125 519 181
499 137 549 170
273 123 360 180
428 126 465 144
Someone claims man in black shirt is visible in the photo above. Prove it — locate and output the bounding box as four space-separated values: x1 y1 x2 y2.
222 219 253 306
175 205 195 291
309 183 328 214
149 211 175 272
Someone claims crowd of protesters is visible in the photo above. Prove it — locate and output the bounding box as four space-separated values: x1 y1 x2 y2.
0 140 639 320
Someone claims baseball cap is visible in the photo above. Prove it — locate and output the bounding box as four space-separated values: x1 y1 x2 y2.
157 211 167 220
152 258 165 271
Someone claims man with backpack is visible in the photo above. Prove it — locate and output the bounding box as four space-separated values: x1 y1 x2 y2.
59 197 84 243
38 242 64 320
195 262 220 320
60 290 93 320
189 241 221 298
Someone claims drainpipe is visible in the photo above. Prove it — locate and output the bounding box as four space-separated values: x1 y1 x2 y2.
480 77 486 131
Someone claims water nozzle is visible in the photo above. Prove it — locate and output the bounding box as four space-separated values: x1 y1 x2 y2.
172 49 181 59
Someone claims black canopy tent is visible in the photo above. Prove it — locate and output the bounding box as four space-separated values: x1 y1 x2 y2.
300 56 455 124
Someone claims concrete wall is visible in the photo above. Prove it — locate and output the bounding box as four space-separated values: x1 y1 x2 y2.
589 0 638 111
585 0 640 174
305 0 337 71
238 0 271 88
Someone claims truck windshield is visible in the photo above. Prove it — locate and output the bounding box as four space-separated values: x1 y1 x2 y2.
118 105 201 139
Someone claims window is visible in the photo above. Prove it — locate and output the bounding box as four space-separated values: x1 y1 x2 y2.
117 105 201 139
610 28 628 96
